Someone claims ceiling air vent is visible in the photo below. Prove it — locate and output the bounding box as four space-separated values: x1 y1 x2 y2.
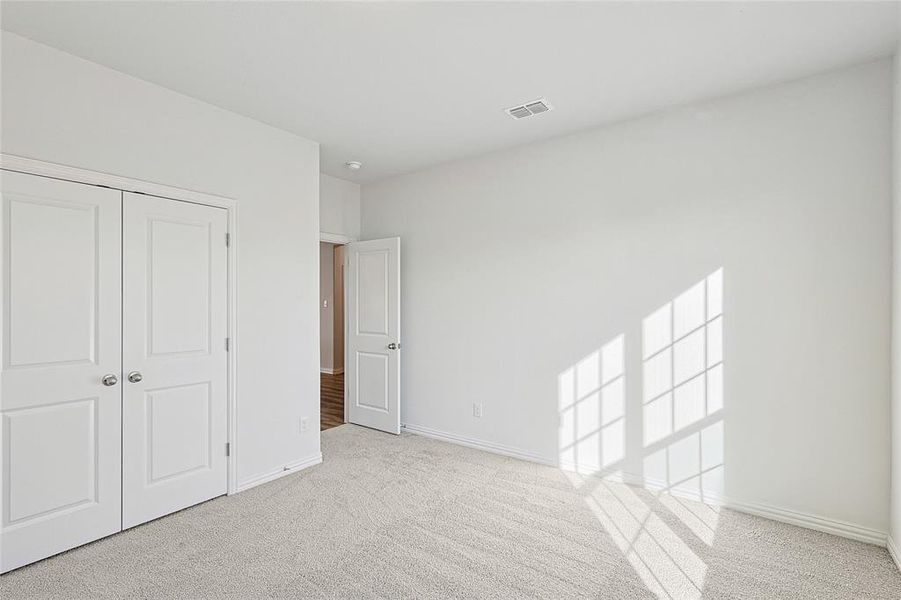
506 98 552 120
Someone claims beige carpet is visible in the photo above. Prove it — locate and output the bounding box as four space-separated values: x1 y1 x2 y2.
2 424 899 599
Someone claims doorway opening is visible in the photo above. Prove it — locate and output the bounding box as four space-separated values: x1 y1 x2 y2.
320 241 345 430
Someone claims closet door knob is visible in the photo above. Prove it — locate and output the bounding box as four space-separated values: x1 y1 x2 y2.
102 374 119 386
127 371 143 384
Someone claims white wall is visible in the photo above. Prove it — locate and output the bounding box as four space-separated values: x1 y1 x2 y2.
1 33 321 488
363 60 893 534
891 12 901 556
320 173 360 239
320 242 335 372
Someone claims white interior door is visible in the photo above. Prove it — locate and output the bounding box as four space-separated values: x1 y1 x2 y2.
122 193 228 529
0 171 122 573
346 237 401 434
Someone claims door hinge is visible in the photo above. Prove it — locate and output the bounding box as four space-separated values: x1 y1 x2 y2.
225 337 230 351
225 233 230 247
225 442 230 457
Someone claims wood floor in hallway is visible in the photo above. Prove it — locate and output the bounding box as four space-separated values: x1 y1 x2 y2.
321 372 344 431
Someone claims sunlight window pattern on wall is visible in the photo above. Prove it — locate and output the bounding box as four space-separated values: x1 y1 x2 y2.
558 335 626 474
641 269 724 502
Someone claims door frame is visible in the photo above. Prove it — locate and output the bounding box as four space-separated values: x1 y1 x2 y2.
0 153 241 494
319 232 355 424
319 232 355 245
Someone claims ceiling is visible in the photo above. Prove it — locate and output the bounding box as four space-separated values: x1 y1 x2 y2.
2 2 898 183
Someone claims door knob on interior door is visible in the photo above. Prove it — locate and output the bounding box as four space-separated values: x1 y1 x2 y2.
127 371 143 383
387 343 400 350
101 374 119 386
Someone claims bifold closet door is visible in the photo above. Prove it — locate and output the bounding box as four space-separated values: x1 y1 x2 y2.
121 193 228 529
0 171 122 573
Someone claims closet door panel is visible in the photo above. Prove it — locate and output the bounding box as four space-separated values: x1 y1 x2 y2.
0 171 122 574
121 193 228 529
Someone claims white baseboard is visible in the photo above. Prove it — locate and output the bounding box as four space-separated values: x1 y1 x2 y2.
402 423 888 548
320 367 344 375
634 473 728 506
886 535 900 571
724 498 886 546
401 423 555 466
557 465 885 545
232 453 323 494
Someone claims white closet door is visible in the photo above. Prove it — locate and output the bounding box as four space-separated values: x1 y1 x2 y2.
121 193 228 529
0 171 122 573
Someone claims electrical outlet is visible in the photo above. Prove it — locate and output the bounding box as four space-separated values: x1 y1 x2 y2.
300 417 309 433
472 403 483 418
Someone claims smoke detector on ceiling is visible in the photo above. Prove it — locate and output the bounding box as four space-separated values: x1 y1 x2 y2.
345 161 362 170
505 98 552 120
